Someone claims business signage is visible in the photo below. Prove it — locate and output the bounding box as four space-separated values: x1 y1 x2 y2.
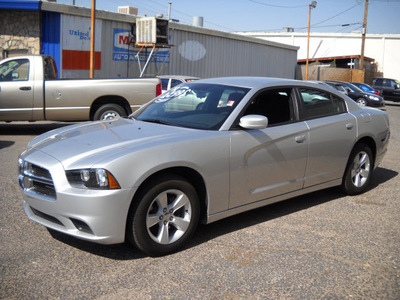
113 28 169 63
62 15 102 70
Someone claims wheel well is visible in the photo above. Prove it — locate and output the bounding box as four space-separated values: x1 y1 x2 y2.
90 96 132 120
355 136 377 167
132 167 208 222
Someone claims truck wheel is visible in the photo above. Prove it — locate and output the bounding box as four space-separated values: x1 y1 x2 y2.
126 174 200 256
342 143 373 195
94 104 126 120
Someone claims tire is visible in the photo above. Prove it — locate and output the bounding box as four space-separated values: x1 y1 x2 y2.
356 98 367 107
127 174 200 256
93 103 126 121
342 143 374 195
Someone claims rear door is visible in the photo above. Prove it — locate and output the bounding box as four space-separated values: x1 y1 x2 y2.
0 58 34 121
297 87 357 188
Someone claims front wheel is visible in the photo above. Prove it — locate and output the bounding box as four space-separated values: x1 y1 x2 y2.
127 174 200 256
342 143 374 195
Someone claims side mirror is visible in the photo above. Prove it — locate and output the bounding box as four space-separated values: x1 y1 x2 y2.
239 115 268 130
395 84 400 89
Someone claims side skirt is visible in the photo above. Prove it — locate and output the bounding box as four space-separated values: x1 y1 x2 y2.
206 179 342 224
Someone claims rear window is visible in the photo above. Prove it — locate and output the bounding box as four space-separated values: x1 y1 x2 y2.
299 88 346 119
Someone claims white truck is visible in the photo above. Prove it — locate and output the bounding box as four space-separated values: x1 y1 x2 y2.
0 55 162 121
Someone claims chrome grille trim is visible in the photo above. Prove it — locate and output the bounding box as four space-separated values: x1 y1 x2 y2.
19 160 56 200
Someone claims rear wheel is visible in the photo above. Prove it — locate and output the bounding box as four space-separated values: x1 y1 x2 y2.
127 174 200 256
342 143 373 195
93 103 126 120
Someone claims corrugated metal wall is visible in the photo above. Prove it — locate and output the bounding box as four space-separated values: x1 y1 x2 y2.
39 4 298 80
143 24 298 79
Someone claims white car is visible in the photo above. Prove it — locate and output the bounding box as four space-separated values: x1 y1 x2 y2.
158 75 199 93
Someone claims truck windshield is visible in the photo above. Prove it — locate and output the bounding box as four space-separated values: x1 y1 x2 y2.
134 83 250 130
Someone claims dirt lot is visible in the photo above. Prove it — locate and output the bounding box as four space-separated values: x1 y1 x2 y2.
1 104 399 299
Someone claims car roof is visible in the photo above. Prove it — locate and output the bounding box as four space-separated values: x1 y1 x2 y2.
195 77 330 90
158 75 200 80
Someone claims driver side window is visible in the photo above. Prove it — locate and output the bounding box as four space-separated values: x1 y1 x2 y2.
0 59 30 82
243 88 293 126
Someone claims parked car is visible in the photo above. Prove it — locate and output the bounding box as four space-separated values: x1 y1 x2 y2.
323 81 348 95
19 77 390 256
372 77 400 102
351 82 380 95
158 75 199 93
325 80 385 108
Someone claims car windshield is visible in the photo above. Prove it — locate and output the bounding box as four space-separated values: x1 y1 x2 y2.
347 83 363 92
133 83 250 130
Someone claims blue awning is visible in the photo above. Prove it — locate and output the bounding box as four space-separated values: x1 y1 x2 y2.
0 0 40 10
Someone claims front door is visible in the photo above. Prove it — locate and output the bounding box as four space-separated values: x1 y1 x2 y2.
0 58 34 121
229 88 309 208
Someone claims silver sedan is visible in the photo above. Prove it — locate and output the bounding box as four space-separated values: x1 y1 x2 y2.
18 77 390 256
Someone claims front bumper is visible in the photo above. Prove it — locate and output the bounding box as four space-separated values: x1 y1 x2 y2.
19 150 134 244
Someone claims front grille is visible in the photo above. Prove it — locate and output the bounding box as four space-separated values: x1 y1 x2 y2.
19 161 56 200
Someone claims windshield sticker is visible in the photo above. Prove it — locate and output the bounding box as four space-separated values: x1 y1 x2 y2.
227 100 235 107
155 86 192 103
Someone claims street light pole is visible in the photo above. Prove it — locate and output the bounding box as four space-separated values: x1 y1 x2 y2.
90 0 96 78
306 1 317 80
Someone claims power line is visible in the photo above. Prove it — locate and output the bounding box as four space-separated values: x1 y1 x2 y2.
248 0 308 8
311 3 360 27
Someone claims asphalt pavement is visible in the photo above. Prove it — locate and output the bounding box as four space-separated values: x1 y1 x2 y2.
1 104 399 299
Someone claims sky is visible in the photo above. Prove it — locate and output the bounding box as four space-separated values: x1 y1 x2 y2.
56 0 400 34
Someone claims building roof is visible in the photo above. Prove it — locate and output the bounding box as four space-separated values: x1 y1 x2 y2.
297 55 375 64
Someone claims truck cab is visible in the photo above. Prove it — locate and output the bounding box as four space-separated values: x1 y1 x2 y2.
0 55 56 121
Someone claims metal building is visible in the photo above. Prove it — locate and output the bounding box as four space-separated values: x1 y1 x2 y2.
238 31 400 81
0 0 299 79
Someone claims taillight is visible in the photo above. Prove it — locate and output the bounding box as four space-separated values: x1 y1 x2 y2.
156 83 162 97
375 91 380 95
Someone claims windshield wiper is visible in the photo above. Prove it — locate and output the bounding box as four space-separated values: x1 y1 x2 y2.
140 118 174 126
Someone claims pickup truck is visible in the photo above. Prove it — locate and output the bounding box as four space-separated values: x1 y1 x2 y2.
372 77 400 102
0 55 162 121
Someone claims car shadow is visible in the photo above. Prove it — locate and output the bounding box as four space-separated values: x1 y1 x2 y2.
46 166 398 259
0 140 15 150
0 122 77 136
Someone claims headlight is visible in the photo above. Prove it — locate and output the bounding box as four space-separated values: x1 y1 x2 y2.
368 95 380 101
66 168 121 189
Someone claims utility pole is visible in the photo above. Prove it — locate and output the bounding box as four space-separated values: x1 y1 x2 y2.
306 1 317 80
90 0 96 78
167 2 172 20
360 0 369 70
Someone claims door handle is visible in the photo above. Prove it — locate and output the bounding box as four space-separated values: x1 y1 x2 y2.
346 123 354 130
295 135 306 143
19 86 32 91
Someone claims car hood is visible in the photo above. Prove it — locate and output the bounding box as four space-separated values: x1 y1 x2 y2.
25 118 198 168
